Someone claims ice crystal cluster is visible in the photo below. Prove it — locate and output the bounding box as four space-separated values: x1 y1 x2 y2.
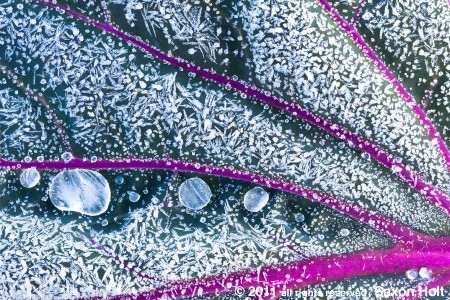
0 0 449 299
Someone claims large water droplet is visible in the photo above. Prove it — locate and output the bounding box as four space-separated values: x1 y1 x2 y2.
243 187 269 212
20 167 40 188
178 177 212 210
49 169 111 216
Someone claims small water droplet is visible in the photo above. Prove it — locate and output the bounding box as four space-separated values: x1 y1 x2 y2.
406 269 418 280
243 187 269 212
115 176 124 185
340 228 350 237
20 167 40 188
62 152 73 162
127 191 141 203
295 213 305 222
418 267 432 279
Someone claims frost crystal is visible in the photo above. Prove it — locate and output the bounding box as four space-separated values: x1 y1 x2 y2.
178 177 212 210
243 187 269 212
49 169 111 216
19 167 40 188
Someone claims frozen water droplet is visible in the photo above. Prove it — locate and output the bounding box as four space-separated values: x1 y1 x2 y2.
62 152 73 162
24 156 31 163
115 176 124 184
406 269 418 280
37 156 44 162
128 191 141 203
295 213 305 222
178 177 212 210
244 187 269 212
200 217 206 223
340 228 350 237
362 153 370 160
90 156 98 163
419 267 432 279
338 142 345 149
20 167 40 188
49 169 111 216
101 219 108 226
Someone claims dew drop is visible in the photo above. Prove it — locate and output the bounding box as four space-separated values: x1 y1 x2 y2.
178 177 212 210
405 269 418 280
115 176 124 185
128 191 141 203
295 213 305 222
62 152 73 162
418 267 432 279
49 169 111 216
20 167 40 188
340 228 350 237
243 187 269 212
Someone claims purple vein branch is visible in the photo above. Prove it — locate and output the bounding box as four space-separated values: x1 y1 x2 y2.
351 0 366 25
2 156 449 250
317 0 450 172
101 247 450 300
31 0 450 216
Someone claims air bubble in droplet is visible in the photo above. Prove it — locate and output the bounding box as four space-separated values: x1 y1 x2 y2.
20 167 40 188
243 187 269 212
178 177 212 210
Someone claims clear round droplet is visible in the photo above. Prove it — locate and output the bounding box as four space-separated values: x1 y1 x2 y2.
115 176 124 185
340 228 350 237
49 169 111 216
418 267 432 279
406 269 418 280
62 152 73 162
295 213 305 222
178 177 212 210
20 167 40 188
243 187 269 212
128 191 141 203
